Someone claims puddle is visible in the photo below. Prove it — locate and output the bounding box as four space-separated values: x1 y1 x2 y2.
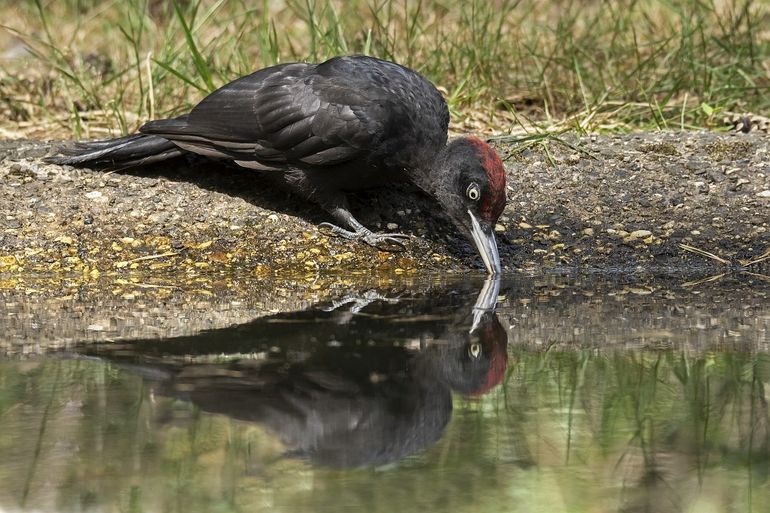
0 273 769 512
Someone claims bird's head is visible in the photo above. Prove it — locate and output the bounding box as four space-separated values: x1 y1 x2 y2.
430 137 506 274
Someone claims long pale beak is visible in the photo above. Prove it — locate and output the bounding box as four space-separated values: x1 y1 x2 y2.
468 210 502 275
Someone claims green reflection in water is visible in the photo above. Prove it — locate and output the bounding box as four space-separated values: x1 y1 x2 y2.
1 350 768 513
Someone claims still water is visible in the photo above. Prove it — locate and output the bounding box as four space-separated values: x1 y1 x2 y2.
1 273 769 513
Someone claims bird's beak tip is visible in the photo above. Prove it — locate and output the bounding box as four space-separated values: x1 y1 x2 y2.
467 210 502 276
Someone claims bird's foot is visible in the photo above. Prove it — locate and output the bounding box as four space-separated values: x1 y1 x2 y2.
318 222 410 252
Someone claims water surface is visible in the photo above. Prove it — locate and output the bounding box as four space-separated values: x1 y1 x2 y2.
1 273 769 513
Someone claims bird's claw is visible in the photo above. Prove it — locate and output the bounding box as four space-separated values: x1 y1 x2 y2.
365 233 410 252
318 222 410 252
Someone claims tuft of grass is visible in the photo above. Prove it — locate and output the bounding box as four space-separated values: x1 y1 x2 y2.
0 0 768 139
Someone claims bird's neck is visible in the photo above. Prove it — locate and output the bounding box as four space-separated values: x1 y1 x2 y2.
406 166 436 196
406 146 451 198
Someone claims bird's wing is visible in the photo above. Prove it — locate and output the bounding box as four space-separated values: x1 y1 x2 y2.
140 60 392 169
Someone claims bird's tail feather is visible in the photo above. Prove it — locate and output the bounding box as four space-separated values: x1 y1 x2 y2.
45 133 184 170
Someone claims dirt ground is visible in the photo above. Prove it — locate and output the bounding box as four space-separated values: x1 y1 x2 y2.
1 130 769 349
1 130 768 276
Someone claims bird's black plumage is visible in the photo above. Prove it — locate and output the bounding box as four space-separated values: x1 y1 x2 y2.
47 55 505 272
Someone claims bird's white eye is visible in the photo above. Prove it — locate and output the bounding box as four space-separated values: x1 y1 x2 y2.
466 183 481 201
468 343 481 359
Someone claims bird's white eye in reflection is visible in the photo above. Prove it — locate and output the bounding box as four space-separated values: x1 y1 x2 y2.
468 342 481 359
466 183 480 201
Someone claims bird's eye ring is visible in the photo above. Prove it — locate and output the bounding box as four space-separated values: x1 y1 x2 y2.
468 343 481 359
466 183 480 201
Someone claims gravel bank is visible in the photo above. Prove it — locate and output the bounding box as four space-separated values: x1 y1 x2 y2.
1 130 768 277
500 130 769 270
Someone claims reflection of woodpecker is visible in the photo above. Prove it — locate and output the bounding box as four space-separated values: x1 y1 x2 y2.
77 281 507 468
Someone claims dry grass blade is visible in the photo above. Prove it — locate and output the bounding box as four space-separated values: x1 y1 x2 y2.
739 248 770 267
681 273 727 288
741 271 770 282
678 244 730 265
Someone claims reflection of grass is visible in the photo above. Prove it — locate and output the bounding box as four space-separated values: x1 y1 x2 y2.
1 1 769 139
678 243 770 287
502 350 770 512
0 352 768 512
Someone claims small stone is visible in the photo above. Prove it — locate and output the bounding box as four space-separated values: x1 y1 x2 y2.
85 190 103 199
386 223 399 230
628 229 652 240
582 228 594 236
757 190 770 198
518 222 533 229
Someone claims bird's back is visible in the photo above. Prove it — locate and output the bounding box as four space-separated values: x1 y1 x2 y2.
142 55 450 173
310 56 450 168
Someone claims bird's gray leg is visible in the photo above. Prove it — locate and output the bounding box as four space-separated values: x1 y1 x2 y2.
319 206 411 252
279 170 410 252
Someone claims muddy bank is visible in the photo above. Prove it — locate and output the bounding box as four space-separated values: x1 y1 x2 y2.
1 131 768 276
1 130 770 350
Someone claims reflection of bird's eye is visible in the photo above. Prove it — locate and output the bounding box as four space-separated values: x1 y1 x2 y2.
468 343 481 359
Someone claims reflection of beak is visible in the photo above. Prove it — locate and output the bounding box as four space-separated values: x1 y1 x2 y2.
470 276 500 333
468 210 502 275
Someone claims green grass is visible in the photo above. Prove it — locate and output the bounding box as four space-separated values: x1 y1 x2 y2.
0 0 768 139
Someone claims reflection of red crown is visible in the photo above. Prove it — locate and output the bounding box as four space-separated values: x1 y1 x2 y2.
472 319 509 396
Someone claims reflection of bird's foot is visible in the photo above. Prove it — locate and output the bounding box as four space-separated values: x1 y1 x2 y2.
319 222 410 252
323 290 401 314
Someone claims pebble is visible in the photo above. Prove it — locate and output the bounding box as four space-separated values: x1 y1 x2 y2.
757 190 770 198
85 190 103 199
386 223 399 230
628 229 652 240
